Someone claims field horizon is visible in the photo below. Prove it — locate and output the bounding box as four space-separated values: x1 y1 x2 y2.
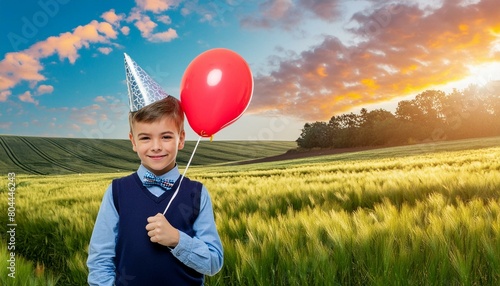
0 135 296 175
2 134 500 176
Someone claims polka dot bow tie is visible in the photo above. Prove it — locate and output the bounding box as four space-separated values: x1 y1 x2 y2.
143 171 175 191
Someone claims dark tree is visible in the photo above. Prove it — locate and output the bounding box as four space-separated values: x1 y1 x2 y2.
296 122 331 148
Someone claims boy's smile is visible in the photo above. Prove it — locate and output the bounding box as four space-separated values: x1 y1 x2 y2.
129 116 185 176
149 155 166 160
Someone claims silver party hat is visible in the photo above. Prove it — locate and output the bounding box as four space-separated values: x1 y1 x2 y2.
124 53 170 112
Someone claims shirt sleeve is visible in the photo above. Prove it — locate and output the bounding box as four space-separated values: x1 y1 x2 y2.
170 185 224 276
87 184 118 286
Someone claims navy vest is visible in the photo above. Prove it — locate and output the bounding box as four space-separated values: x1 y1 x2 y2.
112 172 203 286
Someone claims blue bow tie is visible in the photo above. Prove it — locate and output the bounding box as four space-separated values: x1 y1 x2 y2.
143 171 176 191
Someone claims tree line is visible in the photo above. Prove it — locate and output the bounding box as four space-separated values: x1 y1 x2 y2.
296 82 500 149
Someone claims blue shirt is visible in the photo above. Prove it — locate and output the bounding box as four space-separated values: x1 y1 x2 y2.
87 165 224 286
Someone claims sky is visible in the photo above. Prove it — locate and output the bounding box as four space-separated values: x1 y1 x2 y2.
1 0 499 141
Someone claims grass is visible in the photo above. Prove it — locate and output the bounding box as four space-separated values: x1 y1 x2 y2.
0 242 59 285
0 136 499 285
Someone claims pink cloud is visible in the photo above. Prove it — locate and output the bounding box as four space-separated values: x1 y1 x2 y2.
0 90 11 102
134 14 158 37
131 11 178 42
136 0 180 13
148 28 178 42
70 124 81 131
250 0 500 121
79 114 97 125
121 26 131 35
98 47 113 55
0 52 45 91
156 15 172 24
94 96 107 102
0 19 119 99
102 9 125 26
0 122 13 130
69 103 108 126
302 0 342 20
37 84 54 95
18 91 38 105
28 20 118 64
241 0 341 30
263 0 293 19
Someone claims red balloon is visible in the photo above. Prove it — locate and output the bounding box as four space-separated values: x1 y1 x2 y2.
180 48 253 137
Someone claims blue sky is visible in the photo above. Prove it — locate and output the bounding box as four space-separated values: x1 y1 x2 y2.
1 0 499 141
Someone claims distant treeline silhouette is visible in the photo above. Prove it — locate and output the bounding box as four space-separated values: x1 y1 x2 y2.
296 82 500 149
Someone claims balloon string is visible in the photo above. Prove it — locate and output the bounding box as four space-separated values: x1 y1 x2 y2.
163 136 202 216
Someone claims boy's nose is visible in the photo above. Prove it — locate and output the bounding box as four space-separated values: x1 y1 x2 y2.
151 138 162 151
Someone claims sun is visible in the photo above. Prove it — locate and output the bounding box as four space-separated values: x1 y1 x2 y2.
437 61 500 92
462 62 500 87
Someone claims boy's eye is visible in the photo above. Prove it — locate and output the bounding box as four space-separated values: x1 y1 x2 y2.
163 135 173 139
139 137 150 141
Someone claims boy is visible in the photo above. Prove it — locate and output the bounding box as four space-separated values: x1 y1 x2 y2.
87 54 223 285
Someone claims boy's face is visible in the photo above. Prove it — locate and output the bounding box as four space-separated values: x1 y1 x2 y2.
129 115 185 176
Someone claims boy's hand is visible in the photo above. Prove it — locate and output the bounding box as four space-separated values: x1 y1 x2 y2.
146 213 180 248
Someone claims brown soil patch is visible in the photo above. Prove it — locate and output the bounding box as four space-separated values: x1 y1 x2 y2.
235 146 379 165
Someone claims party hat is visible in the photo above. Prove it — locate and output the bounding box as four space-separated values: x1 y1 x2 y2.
124 53 170 112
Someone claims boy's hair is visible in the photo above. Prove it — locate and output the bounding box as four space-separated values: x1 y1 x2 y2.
129 96 184 134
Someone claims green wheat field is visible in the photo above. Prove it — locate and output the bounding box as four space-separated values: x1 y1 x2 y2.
1 136 500 285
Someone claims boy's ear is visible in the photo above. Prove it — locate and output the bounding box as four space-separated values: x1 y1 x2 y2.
129 132 137 152
178 130 185 150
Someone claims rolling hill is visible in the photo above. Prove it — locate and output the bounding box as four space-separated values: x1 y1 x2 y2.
0 135 296 175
